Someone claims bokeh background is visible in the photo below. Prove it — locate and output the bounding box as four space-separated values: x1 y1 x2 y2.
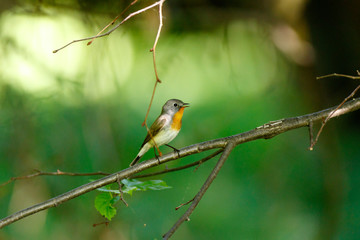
1 0 360 239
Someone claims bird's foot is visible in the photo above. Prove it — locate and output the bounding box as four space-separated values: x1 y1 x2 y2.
165 144 180 158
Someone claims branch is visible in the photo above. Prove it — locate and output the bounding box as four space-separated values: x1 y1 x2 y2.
0 150 221 188
1 97 360 229
141 0 166 154
132 149 223 179
87 0 138 46
309 71 360 149
0 170 110 188
53 0 162 53
309 84 360 149
53 0 167 154
163 141 236 239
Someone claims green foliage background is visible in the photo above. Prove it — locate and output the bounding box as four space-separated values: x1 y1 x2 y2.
0 1 360 239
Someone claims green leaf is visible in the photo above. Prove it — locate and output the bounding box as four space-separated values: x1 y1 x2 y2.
96 179 171 196
96 187 121 194
94 192 118 221
121 179 172 195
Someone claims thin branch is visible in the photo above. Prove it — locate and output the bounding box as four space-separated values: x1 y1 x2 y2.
175 197 195 211
1 97 360 229
0 170 110 188
149 0 165 83
0 149 222 189
308 120 314 148
131 149 223 179
92 221 109 227
87 0 138 46
309 72 360 150
309 84 360 150
116 177 128 207
53 0 162 53
141 0 166 154
316 72 360 80
53 0 167 155
163 141 236 239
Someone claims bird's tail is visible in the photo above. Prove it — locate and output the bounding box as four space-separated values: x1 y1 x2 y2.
129 155 141 166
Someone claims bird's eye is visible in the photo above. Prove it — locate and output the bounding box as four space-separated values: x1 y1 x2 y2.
174 103 178 107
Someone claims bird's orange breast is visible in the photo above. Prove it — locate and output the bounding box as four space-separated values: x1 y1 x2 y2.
171 107 185 131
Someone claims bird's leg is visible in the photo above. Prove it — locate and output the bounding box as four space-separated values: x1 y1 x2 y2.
153 147 161 165
165 144 181 158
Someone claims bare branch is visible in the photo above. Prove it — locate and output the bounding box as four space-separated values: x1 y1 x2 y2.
0 149 222 188
310 72 360 150
87 0 138 46
93 221 109 227
316 73 360 80
308 120 314 147
175 197 195 211
116 177 128 207
309 84 360 150
132 149 223 179
163 141 236 239
141 0 165 140
0 170 110 188
53 0 162 53
53 0 167 157
1 97 360 229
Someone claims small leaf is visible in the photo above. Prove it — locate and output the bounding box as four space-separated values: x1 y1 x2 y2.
121 179 172 193
95 179 171 196
94 192 117 221
121 185 138 196
97 187 120 194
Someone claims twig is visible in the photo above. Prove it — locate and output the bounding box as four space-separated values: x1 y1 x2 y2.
149 0 165 83
316 71 360 80
87 0 138 46
141 0 166 155
163 141 236 239
132 149 223 179
309 72 360 150
53 0 167 155
0 170 110 188
308 121 314 147
0 150 221 189
175 197 195 211
53 0 163 53
1 97 360 229
116 177 128 207
92 221 109 227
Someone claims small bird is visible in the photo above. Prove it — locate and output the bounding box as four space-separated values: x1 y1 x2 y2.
130 99 189 166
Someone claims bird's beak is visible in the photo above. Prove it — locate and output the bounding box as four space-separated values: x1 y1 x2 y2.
183 103 190 108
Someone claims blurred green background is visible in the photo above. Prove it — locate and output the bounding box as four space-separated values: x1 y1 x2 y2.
1 0 360 239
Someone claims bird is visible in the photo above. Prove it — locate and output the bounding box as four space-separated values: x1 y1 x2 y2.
130 99 189 166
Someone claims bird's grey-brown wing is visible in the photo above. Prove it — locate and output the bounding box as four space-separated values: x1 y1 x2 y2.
140 117 166 148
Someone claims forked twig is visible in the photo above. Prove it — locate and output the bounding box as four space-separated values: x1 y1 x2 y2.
53 0 167 156
163 141 236 239
309 71 360 150
116 177 128 207
87 0 138 46
53 0 162 53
